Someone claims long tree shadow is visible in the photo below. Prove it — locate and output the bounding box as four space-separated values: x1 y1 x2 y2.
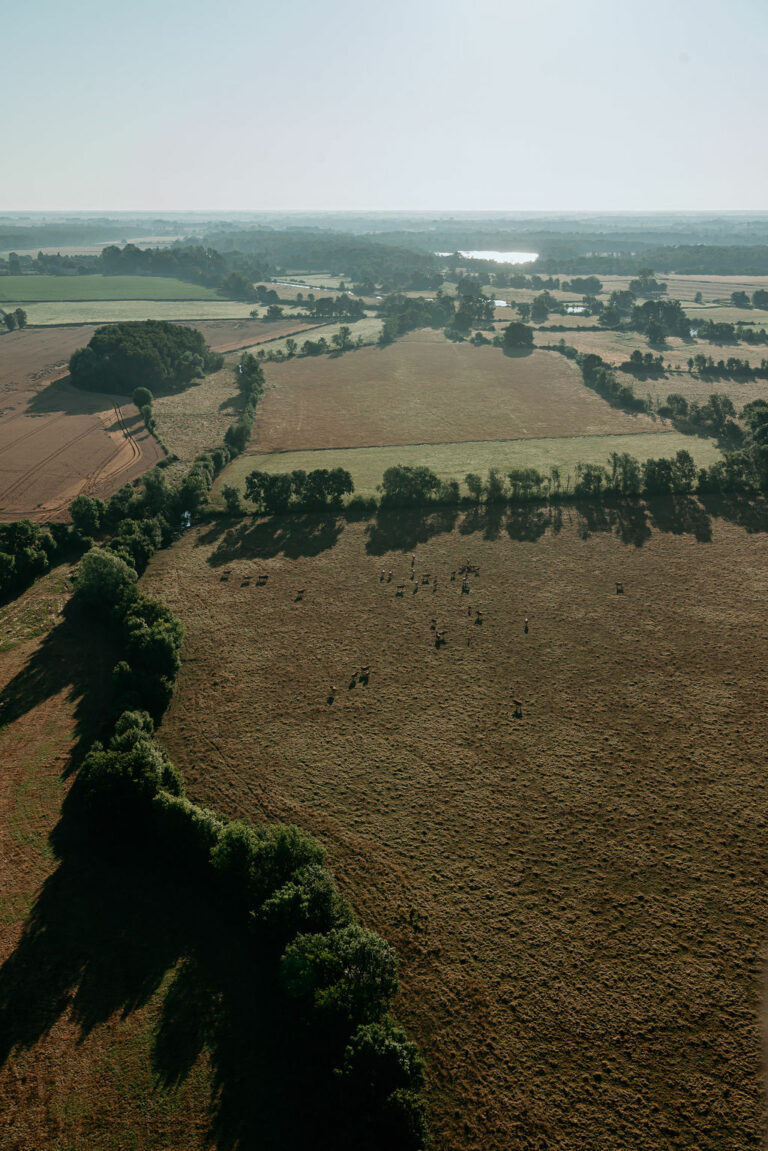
647 495 713 542
364 504 459 555
0 823 352 1151
0 597 118 772
207 513 344 566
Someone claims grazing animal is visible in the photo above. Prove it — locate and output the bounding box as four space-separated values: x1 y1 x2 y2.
616 581 624 594
450 570 456 581
380 570 385 581
395 583 405 596
359 665 370 684
513 698 523 718
295 588 306 601
430 618 437 631
524 616 529 634
387 570 393 582
257 573 268 586
461 579 470 594
421 573 431 585
475 610 483 625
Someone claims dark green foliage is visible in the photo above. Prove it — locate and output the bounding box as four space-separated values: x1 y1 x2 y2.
260 864 353 946
3 311 17 331
280 925 399 1028
501 321 534 349
69 321 214 395
78 709 184 830
222 485 244 515
73 547 138 613
379 465 441 508
336 1021 428 1150
377 293 454 344
219 271 257 301
132 385 154 409
69 495 105 537
212 821 325 914
151 792 225 873
245 468 354 515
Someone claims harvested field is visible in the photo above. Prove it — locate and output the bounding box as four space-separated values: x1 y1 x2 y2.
0 325 96 391
189 317 317 353
0 329 164 521
16 300 257 326
247 316 383 359
0 379 165 521
250 330 662 453
144 505 768 1151
0 274 219 302
217 432 721 502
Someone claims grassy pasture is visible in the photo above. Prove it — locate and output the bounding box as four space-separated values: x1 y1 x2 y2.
145 508 768 1151
0 274 220 302
16 300 257 326
214 431 721 502
241 315 383 357
249 330 661 454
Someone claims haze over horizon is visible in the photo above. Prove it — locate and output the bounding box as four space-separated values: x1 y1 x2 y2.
3 0 767 213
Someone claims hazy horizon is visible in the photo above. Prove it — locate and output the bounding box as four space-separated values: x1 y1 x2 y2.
4 0 767 214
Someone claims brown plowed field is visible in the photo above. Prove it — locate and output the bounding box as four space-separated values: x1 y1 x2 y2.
0 327 164 521
250 330 662 453
144 507 768 1151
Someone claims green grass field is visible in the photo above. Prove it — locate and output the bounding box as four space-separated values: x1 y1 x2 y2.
244 315 383 355
14 300 257 326
214 431 722 502
0 274 220 302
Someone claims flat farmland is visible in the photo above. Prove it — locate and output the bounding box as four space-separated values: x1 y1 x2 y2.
0 326 96 390
0 381 164 521
190 317 317 353
250 330 662 453
0 326 164 519
144 509 768 1150
0 275 219 302
217 432 721 502
16 300 258 326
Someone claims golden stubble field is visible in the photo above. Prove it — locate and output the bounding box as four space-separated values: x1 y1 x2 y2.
144 505 768 1151
250 330 661 453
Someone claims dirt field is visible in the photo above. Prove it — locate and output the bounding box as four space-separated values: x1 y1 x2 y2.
250 330 664 453
144 506 768 1150
218 433 722 503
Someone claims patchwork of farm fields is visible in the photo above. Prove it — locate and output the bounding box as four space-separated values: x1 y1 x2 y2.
0 275 219 302
145 507 768 1151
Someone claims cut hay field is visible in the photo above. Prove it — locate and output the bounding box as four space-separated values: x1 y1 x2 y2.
15 300 257 326
250 330 662 454
0 275 219 302
0 326 165 520
144 506 768 1151
245 315 383 359
153 365 241 479
216 432 721 503
191 317 317 353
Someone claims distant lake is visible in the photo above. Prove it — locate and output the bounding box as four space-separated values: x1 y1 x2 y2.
436 250 538 264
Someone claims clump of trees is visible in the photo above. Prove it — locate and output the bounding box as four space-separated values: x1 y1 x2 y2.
377 293 455 344
245 468 354 514
499 321 534 350
2 308 27 331
0 519 64 601
69 321 224 395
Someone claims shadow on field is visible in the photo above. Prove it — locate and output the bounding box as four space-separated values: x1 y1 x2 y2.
365 505 459 554
0 598 117 773
0 829 339 1150
207 512 344 566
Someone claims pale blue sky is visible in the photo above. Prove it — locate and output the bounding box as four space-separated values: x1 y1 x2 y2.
3 0 766 211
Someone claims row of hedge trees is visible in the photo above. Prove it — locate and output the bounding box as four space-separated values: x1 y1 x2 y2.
67 459 428 1146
